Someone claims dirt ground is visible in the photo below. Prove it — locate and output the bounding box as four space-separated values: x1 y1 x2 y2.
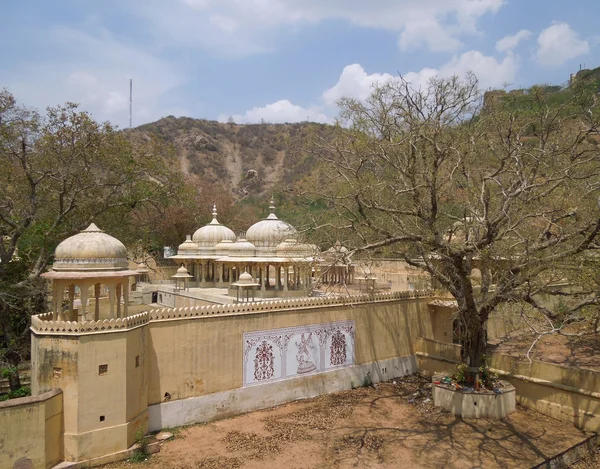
105 375 592 469
489 328 600 371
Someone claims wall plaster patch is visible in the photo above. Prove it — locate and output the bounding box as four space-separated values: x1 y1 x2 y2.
243 320 355 387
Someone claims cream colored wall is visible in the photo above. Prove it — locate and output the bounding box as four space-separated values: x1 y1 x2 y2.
146 297 434 405
32 328 148 461
429 306 455 343
29 293 445 463
0 389 63 469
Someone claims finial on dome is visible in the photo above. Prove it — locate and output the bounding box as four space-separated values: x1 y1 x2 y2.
83 223 103 233
269 196 275 213
212 203 218 219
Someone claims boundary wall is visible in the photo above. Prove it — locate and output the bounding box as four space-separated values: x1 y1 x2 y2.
29 291 447 464
0 389 63 469
415 337 600 432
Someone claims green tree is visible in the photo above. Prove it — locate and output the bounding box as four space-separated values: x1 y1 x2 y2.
304 74 600 370
0 90 184 387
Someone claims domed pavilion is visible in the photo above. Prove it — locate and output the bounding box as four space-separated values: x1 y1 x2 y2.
41 223 138 321
170 199 317 298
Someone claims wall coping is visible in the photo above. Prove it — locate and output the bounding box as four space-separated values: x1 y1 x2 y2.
0 388 62 410
31 290 443 336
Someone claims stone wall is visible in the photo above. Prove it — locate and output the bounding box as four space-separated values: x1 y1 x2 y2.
30 291 443 462
414 339 600 433
0 389 63 469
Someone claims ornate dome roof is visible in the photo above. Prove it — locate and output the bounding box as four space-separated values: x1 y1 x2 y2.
246 199 297 251
192 205 236 250
172 265 193 278
52 223 129 271
215 239 234 256
276 238 316 258
228 238 256 258
178 235 199 254
238 271 254 283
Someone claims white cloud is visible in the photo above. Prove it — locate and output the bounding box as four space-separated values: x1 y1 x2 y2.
120 0 503 56
322 64 395 106
322 52 518 106
219 100 330 124
399 19 463 52
439 51 518 89
2 27 187 128
496 29 532 52
536 22 589 67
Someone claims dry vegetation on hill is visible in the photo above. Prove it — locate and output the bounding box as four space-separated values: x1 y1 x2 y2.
132 117 332 200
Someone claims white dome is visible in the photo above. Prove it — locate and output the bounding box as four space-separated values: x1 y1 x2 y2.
172 264 193 278
228 238 256 258
238 271 254 283
53 224 128 271
215 239 234 256
246 199 297 254
276 238 316 258
178 235 199 254
192 205 236 251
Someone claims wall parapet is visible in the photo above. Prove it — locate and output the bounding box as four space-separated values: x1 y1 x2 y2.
31 290 442 336
31 311 149 335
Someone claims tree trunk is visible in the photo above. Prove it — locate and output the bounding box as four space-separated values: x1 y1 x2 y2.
7 369 21 392
459 311 487 369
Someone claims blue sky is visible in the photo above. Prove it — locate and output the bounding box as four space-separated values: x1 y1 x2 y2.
2 0 599 128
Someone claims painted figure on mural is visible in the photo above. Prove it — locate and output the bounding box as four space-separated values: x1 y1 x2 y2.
254 340 275 380
330 330 347 366
295 332 316 374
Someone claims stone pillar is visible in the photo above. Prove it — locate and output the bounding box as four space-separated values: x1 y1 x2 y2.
108 283 116 319
276 265 281 291
283 264 289 291
260 266 266 291
57 284 65 321
52 283 60 320
123 279 129 317
80 283 89 321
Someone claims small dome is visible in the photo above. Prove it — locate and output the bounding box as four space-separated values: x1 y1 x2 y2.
172 265 193 278
246 198 297 254
215 239 234 256
228 238 256 257
238 271 253 282
178 235 199 254
192 205 236 252
276 238 316 258
53 223 128 271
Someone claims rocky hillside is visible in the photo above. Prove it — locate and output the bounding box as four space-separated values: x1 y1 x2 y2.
134 116 332 199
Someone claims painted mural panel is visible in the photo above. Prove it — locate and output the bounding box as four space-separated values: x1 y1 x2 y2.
243 320 355 387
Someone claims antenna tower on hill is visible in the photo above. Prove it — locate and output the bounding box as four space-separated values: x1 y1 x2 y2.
129 79 133 129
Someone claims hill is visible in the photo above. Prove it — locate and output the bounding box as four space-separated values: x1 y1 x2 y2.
133 117 331 200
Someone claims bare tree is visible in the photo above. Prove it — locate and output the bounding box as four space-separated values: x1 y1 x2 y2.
303 74 600 370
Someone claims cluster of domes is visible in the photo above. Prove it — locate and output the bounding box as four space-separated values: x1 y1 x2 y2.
174 200 316 260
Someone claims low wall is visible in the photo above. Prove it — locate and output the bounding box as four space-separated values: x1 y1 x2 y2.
414 341 600 432
489 354 600 433
149 355 417 430
0 389 63 469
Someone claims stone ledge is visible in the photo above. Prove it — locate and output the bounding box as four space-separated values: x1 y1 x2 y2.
0 388 61 410
432 378 516 419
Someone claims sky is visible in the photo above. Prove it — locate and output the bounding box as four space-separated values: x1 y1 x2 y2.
2 0 600 128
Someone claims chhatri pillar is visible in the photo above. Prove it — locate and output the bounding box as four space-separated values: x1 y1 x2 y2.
41 223 138 322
